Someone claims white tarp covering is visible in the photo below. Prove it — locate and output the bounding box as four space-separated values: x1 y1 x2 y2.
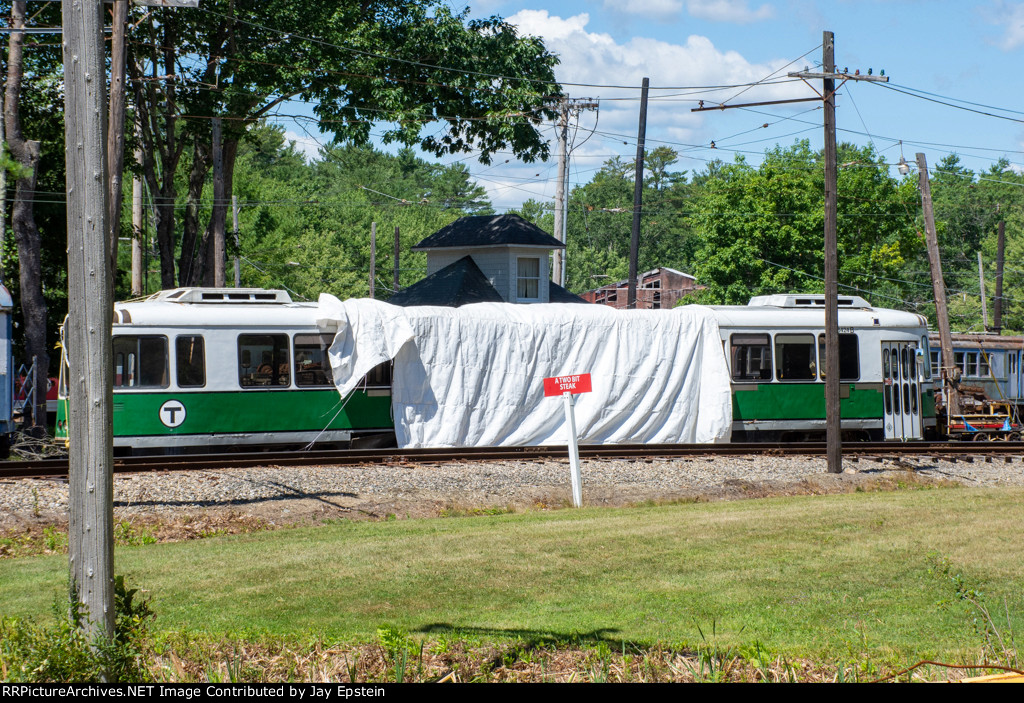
319 295 732 448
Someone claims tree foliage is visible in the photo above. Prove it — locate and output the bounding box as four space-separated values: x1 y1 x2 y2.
127 0 560 288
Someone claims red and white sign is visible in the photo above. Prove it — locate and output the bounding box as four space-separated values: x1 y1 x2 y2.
543 373 593 397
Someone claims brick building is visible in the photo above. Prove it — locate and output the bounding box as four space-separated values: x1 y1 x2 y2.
581 267 701 309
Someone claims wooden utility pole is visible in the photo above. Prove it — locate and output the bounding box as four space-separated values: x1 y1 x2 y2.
232 194 241 288
627 78 649 310
106 0 128 292
821 32 841 473
917 152 960 416
211 117 226 287
393 225 401 292
63 0 115 644
550 98 598 288
978 251 988 330
995 218 1005 334
700 41 887 467
131 148 144 296
552 99 568 287
785 34 886 472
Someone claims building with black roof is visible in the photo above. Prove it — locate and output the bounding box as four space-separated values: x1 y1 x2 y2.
392 214 586 306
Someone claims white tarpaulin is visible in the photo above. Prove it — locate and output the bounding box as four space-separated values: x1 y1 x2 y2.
319 295 732 448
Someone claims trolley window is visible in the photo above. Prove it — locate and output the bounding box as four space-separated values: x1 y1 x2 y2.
293 334 334 387
113 335 168 388
176 335 206 388
775 334 816 382
362 360 393 388
238 334 290 388
730 334 772 382
817 333 860 381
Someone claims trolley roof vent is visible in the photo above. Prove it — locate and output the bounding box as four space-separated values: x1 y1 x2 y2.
748 294 872 309
149 288 293 304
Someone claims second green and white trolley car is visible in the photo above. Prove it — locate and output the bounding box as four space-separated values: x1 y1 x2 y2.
56 288 936 453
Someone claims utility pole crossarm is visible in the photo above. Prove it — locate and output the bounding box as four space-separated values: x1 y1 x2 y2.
787 71 889 82
690 96 821 112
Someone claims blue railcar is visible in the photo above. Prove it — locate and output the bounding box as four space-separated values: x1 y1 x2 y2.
930 332 1024 416
0 285 14 456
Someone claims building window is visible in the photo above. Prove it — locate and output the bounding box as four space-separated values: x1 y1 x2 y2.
517 257 541 301
113 335 168 388
954 350 990 378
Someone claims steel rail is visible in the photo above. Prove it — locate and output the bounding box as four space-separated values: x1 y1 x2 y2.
2 441 1023 481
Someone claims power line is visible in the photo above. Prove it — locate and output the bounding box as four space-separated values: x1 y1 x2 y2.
874 81 1024 125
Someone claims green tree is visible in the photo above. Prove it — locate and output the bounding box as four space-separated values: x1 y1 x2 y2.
228 138 488 301
128 0 560 288
687 141 920 307
2 0 66 425
562 149 696 294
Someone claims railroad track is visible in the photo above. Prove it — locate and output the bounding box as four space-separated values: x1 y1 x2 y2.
2 441 1023 481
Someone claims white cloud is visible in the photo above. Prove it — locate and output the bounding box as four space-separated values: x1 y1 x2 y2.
510 10 804 99
990 0 1024 49
283 130 325 162
600 0 774 23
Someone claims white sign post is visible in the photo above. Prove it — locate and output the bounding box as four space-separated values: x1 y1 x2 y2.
563 393 583 507
543 374 592 508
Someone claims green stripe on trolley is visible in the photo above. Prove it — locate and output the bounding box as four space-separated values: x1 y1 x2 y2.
103 389 391 437
732 383 885 421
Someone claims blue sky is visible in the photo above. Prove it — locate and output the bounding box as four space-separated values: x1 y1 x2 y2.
280 1 1024 211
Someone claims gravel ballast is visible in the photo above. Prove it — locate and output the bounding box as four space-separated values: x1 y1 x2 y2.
2 452 1023 532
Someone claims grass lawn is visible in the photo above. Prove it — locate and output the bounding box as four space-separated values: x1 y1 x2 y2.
2 486 1022 665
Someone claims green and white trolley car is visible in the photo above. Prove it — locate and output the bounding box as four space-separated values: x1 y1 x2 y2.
55 288 936 453
56 288 393 454
714 294 935 442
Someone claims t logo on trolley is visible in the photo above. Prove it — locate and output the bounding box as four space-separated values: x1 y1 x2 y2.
543 373 592 508
159 399 187 428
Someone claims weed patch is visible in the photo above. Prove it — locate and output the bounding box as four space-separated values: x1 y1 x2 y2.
0 576 154 682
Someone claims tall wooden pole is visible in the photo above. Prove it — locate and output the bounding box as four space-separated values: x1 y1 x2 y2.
232 194 241 288
822 31 841 473
995 218 1005 334
552 99 567 287
917 152 960 416
131 148 143 296
63 0 115 643
627 77 649 310
978 251 988 330
106 0 128 293
211 117 226 287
